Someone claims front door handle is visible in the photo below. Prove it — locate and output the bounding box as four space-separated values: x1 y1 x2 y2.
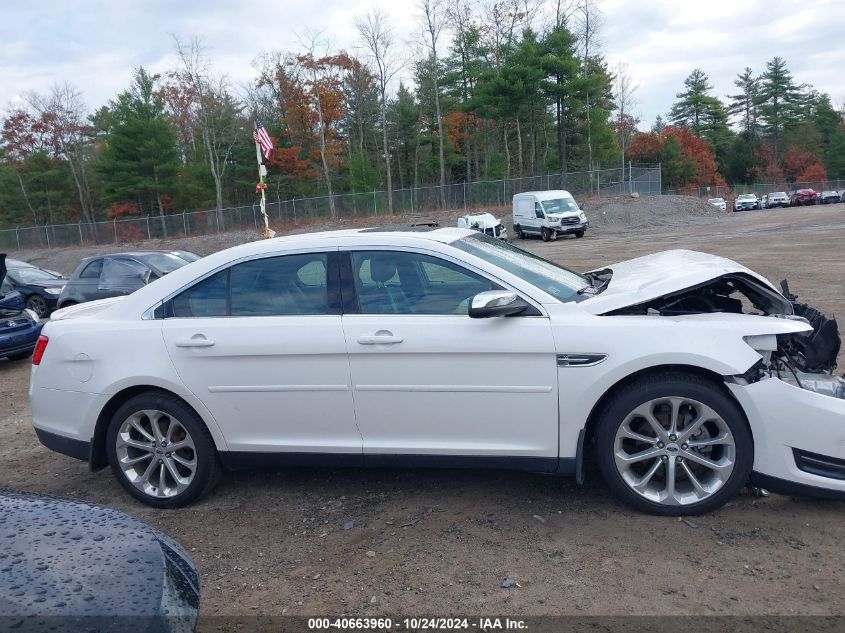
357 332 404 346
174 335 215 348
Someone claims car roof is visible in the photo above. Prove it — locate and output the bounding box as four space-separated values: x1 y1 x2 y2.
79 251 191 263
514 190 574 200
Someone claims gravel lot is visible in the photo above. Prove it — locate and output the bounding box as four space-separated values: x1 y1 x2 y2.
2 201 845 624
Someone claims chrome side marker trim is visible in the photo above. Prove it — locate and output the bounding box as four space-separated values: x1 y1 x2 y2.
557 353 607 367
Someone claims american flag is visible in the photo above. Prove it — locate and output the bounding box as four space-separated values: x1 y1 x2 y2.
253 118 274 160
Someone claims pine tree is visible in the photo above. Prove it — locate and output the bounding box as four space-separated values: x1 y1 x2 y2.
727 67 759 135
97 67 180 231
539 25 581 184
669 69 730 144
757 57 803 155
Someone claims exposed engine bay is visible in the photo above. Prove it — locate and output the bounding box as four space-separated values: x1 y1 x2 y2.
600 270 843 398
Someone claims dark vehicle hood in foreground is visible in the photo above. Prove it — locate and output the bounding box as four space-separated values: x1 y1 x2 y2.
0 489 199 631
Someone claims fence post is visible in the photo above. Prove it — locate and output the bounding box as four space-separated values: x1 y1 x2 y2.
463 182 467 211
373 190 377 214
15 227 20 250
78 221 83 246
146 216 151 240
292 198 297 224
182 211 188 237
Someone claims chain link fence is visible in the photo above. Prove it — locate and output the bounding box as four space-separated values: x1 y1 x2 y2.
0 165 661 250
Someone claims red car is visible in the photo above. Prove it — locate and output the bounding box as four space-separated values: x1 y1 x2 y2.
790 189 818 206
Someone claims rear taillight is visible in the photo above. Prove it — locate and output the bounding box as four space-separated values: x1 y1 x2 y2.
32 335 49 365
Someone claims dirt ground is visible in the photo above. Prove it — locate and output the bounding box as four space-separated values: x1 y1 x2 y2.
2 203 845 622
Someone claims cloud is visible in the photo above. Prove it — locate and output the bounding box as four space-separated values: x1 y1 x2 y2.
1 0 842 127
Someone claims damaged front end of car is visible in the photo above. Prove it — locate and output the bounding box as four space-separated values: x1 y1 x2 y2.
604 269 843 399
584 249 845 498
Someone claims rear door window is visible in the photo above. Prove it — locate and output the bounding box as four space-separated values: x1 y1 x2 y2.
168 253 330 318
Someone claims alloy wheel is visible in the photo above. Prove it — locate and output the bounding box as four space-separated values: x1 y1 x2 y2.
613 397 736 506
26 295 48 318
115 409 197 498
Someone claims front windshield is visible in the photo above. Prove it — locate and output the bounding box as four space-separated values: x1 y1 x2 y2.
541 197 580 213
142 253 190 275
9 268 60 283
452 233 589 303
708 198 723 203
738 195 756 201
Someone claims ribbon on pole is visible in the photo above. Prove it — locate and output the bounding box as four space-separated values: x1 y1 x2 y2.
253 119 275 239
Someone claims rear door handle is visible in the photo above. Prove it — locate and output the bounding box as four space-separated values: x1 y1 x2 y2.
357 334 404 346
174 335 215 348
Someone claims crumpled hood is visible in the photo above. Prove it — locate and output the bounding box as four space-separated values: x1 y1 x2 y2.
581 249 785 315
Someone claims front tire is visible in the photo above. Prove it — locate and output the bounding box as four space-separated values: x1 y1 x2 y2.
541 227 552 242
594 372 752 516
106 391 219 508
575 230 585 238
26 295 49 318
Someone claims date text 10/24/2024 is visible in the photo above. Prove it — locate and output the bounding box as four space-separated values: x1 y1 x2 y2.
307 618 528 630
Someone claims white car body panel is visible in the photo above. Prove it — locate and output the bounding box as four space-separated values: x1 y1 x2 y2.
28 228 845 501
728 378 845 493
162 314 359 453
342 313 558 456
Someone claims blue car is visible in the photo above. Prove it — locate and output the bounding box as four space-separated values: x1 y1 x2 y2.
0 254 44 361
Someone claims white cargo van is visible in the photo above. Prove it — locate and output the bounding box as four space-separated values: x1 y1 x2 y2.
512 190 588 241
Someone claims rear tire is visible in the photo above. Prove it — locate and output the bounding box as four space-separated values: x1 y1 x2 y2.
106 391 219 508
594 371 753 516
514 225 524 240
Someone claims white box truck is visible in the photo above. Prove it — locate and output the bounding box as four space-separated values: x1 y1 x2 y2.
512 190 589 241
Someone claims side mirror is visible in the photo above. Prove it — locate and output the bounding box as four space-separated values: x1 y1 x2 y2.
469 290 529 318
580 204 586 211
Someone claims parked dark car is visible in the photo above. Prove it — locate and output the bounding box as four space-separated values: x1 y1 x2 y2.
0 488 199 632
3 259 66 318
6 257 63 278
819 190 841 204
790 189 818 206
57 251 198 309
0 255 44 360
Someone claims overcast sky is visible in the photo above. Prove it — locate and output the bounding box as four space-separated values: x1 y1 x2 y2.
1 0 843 129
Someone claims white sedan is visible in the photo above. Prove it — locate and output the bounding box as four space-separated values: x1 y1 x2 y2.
29 228 845 514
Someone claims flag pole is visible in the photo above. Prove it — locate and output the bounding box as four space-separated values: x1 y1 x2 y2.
255 132 275 239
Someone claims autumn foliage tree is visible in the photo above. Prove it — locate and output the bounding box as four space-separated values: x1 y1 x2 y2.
627 126 724 190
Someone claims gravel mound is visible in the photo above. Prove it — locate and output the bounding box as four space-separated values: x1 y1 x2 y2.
586 194 726 231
